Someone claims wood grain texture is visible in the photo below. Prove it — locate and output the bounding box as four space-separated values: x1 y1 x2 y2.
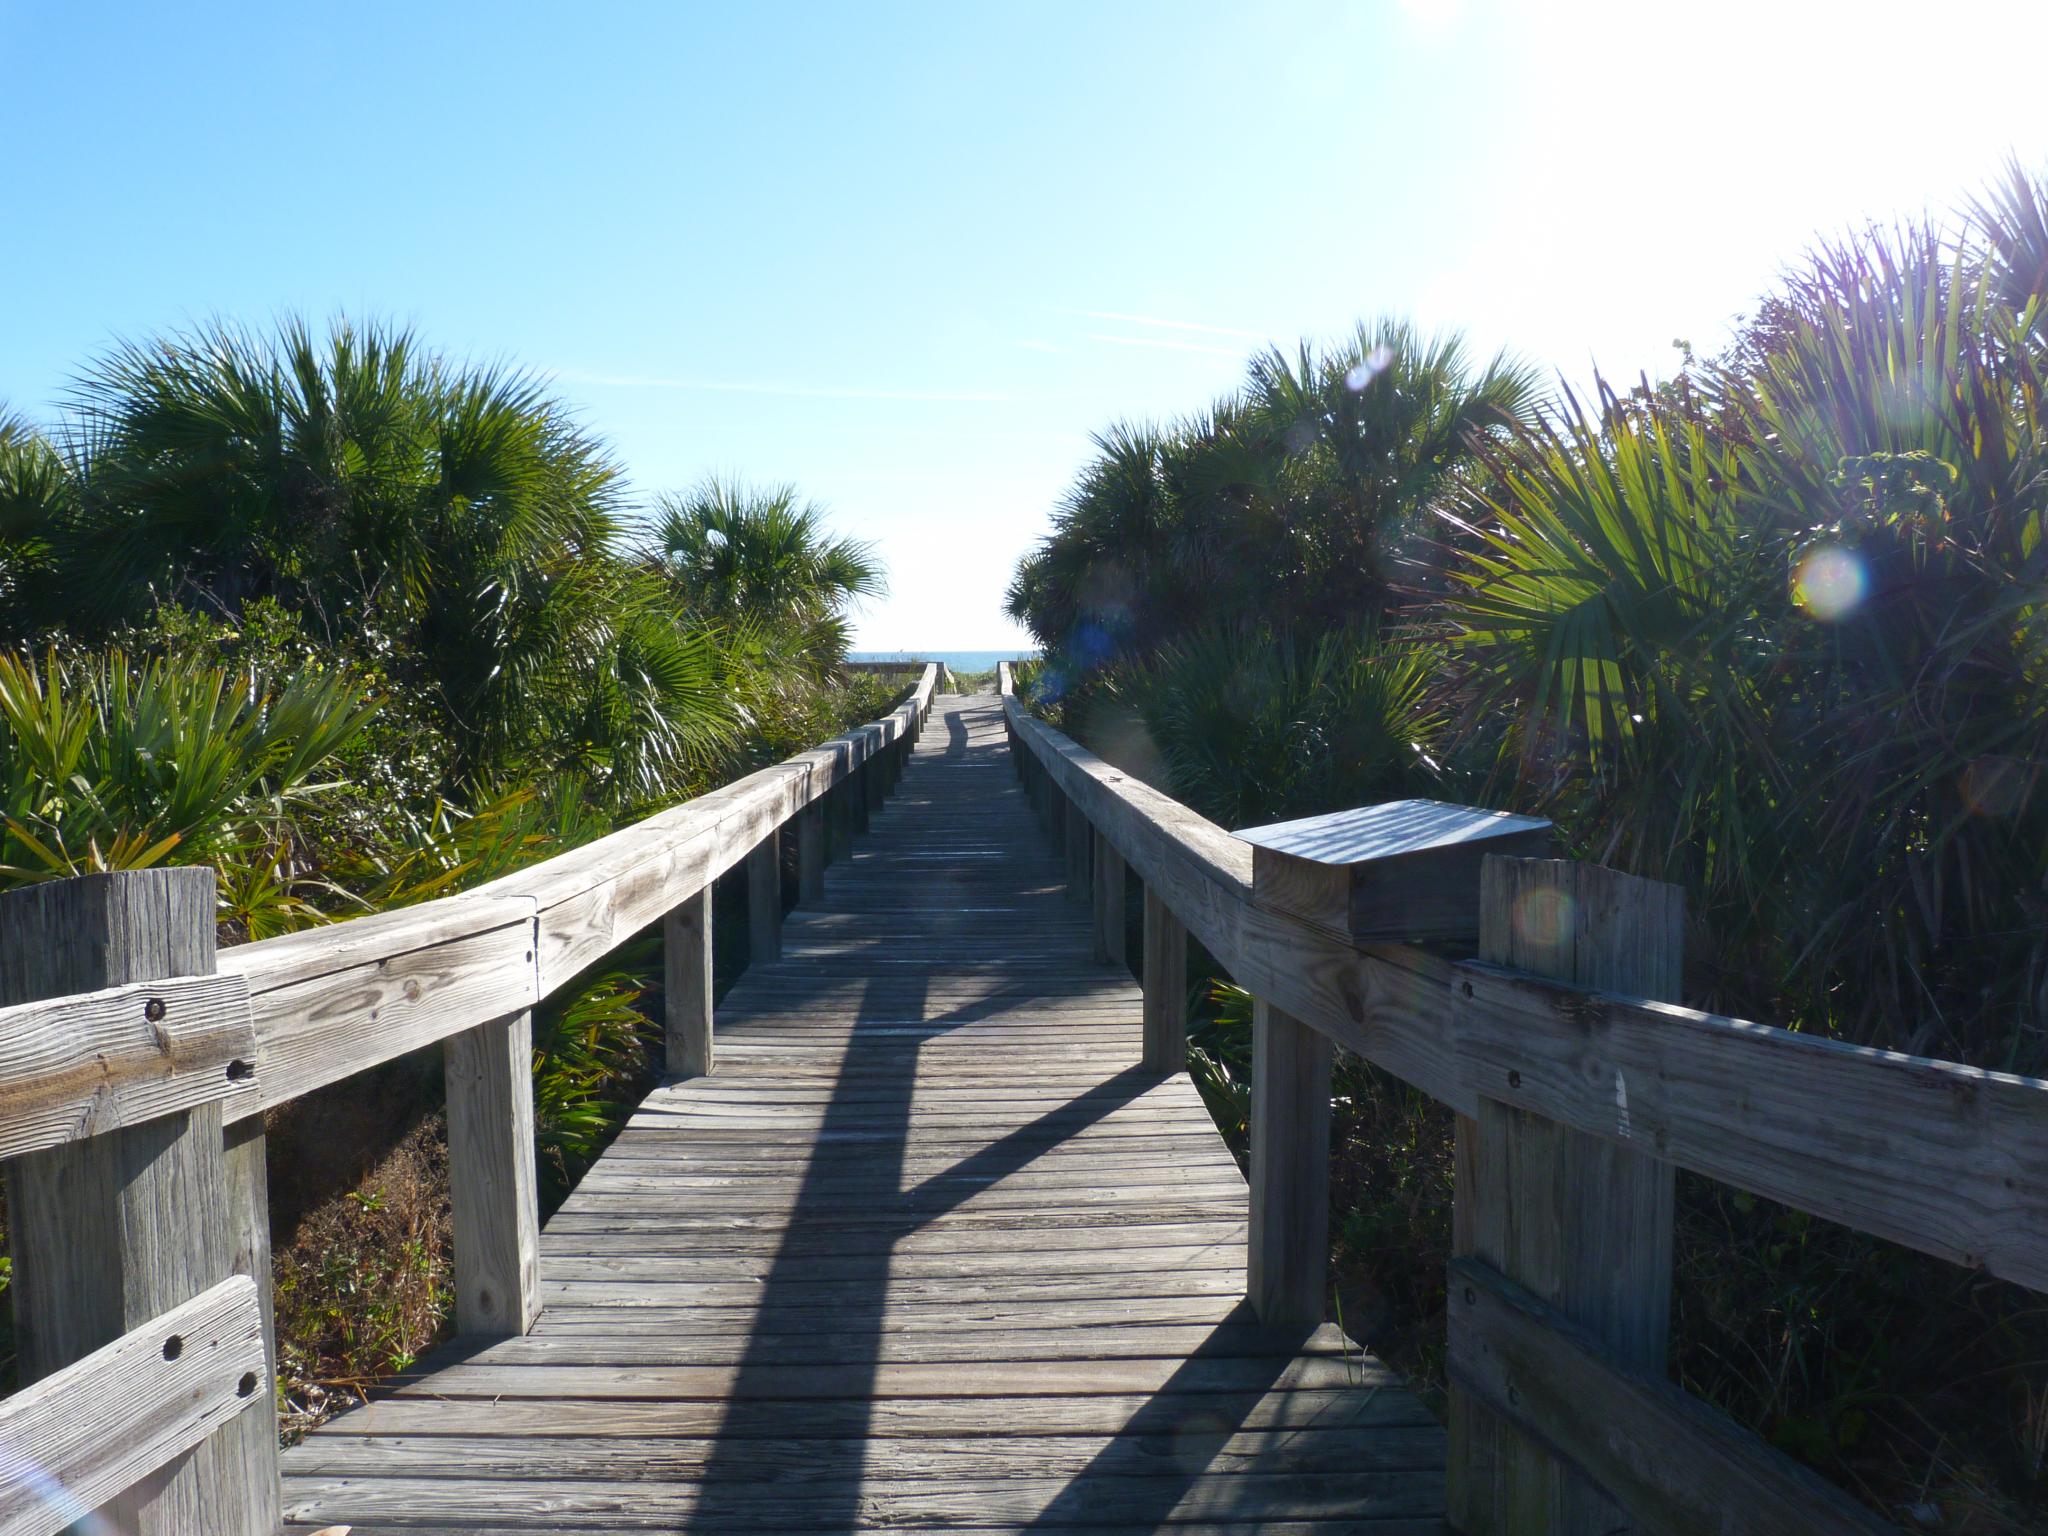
746 832 782 965
0 1276 268 1536
1247 999 1332 1327
1449 857 1681 1535
1093 828 1127 967
1457 957 2048 1293
280 689 1441 1533
0 970 257 1158
1141 883 1188 1074
446 1011 542 1338
663 887 714 1078
1447 1258 1892 1536
0 868 257 1533
221 1112 283 1532
799 798 827 903
218 897 538 1120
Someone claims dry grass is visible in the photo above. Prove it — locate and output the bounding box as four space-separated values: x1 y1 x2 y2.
272 1114 453 1441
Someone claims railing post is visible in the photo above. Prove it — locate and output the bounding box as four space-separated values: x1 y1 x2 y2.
747 830 782 964
1247 997 1333 1326
798 796 827 903
828 746 856 860
222 1111 282 1523
1092 828 1126 968
445 1008 542 1338
664 885 714 1077
0 868 276 1533
865 739 888 817
1447 857 1683 1534
1063 792 1090 903
1141 885 1187 1072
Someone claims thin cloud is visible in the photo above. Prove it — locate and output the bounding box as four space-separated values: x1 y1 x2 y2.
1085 332 1250 359
553 368 1012 403
1063 308 1273 341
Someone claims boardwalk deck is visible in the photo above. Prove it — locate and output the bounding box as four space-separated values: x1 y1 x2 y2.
280 692 1447 1533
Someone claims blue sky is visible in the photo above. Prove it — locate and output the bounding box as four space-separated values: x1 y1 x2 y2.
6 0 2047 646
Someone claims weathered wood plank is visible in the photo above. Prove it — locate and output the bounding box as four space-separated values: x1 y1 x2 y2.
1449 857 1681 1535
0 1276 268 1536
0 868 256 1534
1447 1257 1892 1535
1142 882 1189 1073
1094 827 1127 968
0 970 257 1158
1247 999 1332 1326
1456 956 2048 1293
446 1011 542 1338
662 886 713 1078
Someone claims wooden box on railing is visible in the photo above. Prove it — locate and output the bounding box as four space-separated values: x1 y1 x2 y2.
1237 799 1552 944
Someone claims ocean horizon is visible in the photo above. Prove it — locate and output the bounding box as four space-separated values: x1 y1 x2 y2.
848 649 1036 672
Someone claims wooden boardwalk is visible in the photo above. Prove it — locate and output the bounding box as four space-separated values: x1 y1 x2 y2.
279 692 1446 1534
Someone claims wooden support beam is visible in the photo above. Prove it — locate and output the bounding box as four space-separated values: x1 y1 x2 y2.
865 750 888 816
747 832 782 965
1247 997 1333 1326
852 761 873 833
663 887 713 1078
1448 856 1683 1534
445 1010 542 1339
0 868 265 1534
1141 885 1188 1074
798 799 826 904
1093 829 1127 968
1063 792 1090 904
222 1112 282 1527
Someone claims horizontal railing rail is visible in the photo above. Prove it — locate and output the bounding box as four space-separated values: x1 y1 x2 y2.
999 660 2037 1535
0 664 938 1534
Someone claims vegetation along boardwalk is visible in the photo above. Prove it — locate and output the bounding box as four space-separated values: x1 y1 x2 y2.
278 690 1447 1532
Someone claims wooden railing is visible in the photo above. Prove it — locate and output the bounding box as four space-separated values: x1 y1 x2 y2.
998 661 2043 1536
0 666 938 1535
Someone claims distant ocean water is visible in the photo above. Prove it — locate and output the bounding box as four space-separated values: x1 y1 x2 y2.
848 650 1036 672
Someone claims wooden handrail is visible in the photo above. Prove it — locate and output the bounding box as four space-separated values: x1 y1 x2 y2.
0 665 938 1533
996 663 2048 1292
149 664 936 1122
0 665 936 1135
999 659 2032 1534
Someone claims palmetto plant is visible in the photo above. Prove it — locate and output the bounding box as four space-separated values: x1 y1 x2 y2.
0 647 374 895
1440 180 2048 1063
1081 624 1444 829
3 317 746 804
1007 322 1536 671
651 478 885 671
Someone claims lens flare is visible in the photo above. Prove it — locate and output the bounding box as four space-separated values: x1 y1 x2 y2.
1792 545 1866 621
1512 888 1574 952
1345 345 1394 392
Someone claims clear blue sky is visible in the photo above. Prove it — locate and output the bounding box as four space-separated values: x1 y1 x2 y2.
6 1 2046 646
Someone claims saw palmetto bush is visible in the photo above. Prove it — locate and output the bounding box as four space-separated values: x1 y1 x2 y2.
1006 320 1536 676
3 318 743 807
652 477 886 672
0 646 374 891
1071 623 1445 828
1443 172 2048 1069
